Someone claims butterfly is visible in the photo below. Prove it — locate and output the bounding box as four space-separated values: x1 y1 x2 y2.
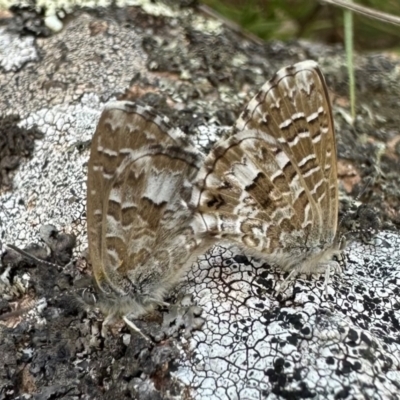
190 60 342 290
86 101 211 339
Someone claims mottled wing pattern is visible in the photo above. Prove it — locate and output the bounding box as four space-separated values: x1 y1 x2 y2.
87 102 204 313
235 61 338 244
191 61 339 273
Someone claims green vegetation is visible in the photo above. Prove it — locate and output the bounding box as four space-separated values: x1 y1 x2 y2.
202 0 400 51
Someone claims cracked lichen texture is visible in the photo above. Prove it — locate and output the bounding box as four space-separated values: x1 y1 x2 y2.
0 12 149 248
1 3 400 400
1 94 99 249
0 27 38 71
0 13 148 113
177 232 400 399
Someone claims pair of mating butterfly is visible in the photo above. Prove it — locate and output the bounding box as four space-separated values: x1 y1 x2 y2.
87 60 341 337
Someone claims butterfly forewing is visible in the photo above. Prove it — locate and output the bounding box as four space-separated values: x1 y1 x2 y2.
191 60 339 273
87 101 203 301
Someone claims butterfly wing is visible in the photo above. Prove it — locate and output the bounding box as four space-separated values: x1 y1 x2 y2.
191 61 338 270
87 101 204 304
235 61 338 244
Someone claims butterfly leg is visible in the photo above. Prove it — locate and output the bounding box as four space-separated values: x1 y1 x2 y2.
122 315 151 342
336 251 346 274
100 313 117 337
323 264 331 300
321 258 343 300
100 313 151 341
275 268 298 295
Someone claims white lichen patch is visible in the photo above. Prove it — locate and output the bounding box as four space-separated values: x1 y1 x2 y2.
0 0 184 18
115 0 183 18
176 232 400 399
44 14 63 32
0 0 112 15
0 93 103 253
195 124 225 150
190 14 223 35
0 27 38 72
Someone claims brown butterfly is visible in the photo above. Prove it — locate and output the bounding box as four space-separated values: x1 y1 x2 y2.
86 101 212 338
190 60 342 291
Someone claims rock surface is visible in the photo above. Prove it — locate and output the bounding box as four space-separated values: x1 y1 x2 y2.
0 2 400 399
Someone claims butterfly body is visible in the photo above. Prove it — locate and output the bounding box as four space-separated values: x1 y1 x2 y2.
191 60 340 278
